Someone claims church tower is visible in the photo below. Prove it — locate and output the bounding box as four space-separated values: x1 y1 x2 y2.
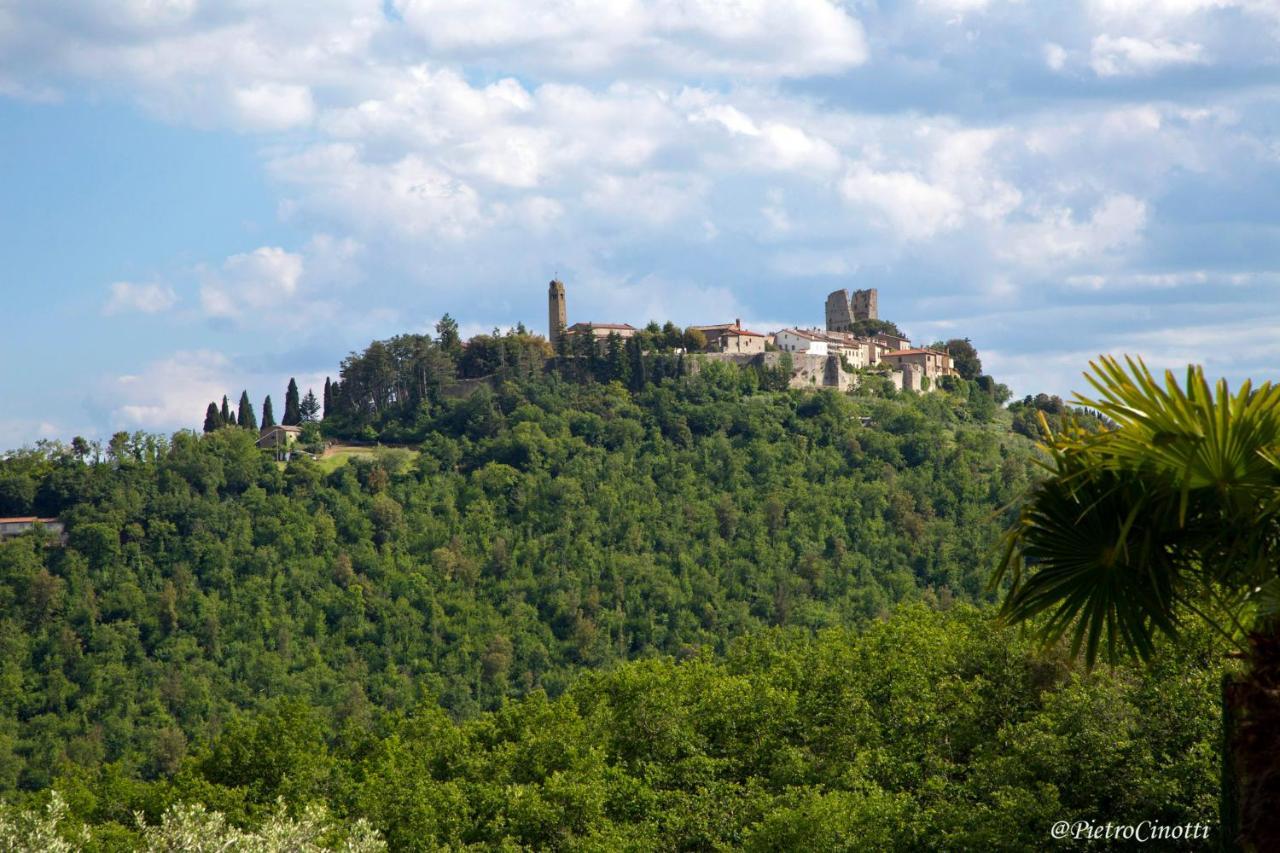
548 279 567 348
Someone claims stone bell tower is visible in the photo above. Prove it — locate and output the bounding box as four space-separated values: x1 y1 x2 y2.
548 279 567 348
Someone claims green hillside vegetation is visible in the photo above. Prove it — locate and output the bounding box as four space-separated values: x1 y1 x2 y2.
2 608 1221 850
0 332 1223 848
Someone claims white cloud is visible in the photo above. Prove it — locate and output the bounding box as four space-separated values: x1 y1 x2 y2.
840 165 965 241
768 249 853 276
0 418 68 449
1065 269 1278 290
393 0 868 78
1087 0 1252 26
232 82 315 131
5 0 1280 429
999 194 1148 266
107 349 232 431
583 172 709 227
200 246 304 320
269 145 484 239
918 0 994 14
103 281 177 315
102 349 334 434
1089 34 1206 76
928 128 1022 223
1043 42 1068 71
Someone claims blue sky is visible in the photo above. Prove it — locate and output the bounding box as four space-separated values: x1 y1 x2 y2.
2 0 1279 448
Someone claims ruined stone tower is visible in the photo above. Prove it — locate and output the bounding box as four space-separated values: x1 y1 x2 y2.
825 287 878 332
851 288 877 322
548 279 567 348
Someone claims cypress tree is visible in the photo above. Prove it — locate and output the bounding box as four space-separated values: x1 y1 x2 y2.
261 395 276 428
220 395 231 426
238 391 257 431
203 402 221 433
607 332 628 385
283 378 301 426
628 337 647 392
323 377 332 419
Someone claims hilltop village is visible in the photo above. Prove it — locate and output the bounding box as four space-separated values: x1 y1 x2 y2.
548 279 956 392
190 279 976 460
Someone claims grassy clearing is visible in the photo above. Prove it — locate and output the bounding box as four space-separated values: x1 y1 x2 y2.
314 444 418 474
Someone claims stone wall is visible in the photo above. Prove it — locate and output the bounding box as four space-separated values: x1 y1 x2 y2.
691 351 856 392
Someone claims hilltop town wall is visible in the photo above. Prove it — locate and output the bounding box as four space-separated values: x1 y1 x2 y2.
692 351 856 392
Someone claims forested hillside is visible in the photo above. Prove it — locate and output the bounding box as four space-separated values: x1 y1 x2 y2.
0 351 1223 848
5 608 1222 850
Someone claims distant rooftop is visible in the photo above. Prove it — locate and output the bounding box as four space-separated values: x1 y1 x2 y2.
568 322 637 331
881 348 947 357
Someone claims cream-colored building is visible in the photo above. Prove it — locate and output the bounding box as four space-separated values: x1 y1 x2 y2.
820 331 872 369
775 328 830 356
776 328 877 368
879 348 955 384
565 322 638 341
257 424 302 450
0 517 65 544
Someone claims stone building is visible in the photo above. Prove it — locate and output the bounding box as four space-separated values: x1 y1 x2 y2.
257 424 302 449
548 279 567 348
566 322 638 341
824 288 878 331
871 331 910 352
878 348 955 386
692 320 768 354
257 424 303 461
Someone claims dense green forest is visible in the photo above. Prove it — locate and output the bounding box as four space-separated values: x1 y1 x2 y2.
3 608 1222 850
0 335 1225 847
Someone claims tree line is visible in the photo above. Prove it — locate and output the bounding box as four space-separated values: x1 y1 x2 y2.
202 378 324 434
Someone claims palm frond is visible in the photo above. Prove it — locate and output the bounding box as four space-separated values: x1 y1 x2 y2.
996 355 1280 666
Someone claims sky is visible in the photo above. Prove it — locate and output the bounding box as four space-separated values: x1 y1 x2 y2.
2 0 1279 448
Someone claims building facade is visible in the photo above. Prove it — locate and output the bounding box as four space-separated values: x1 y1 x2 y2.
821 331 872 368
565 322 638 341
0 517 65 545
692 320 768 354
775 328 830 356
878 348 955 385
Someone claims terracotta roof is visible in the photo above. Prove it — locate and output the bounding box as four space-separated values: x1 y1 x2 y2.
0 517 58 524
779 328 828 341
569 322 637 331
821 334 868 346
881 348 947 357
723 328 767 337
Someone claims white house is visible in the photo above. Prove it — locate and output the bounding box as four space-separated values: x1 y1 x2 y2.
775 328 830 357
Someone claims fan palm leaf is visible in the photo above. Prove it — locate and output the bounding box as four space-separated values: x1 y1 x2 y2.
994 356 1280 666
